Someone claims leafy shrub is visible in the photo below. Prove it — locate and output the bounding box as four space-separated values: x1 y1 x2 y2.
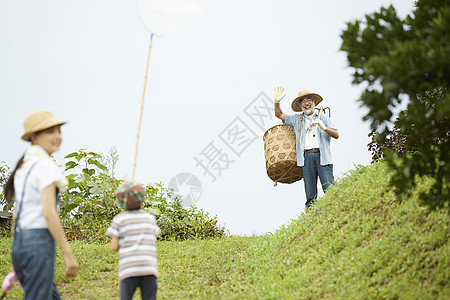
57 149 121 242
0 149 227 241
143 183 227 240
0 161 11 212
1 162 13 236
60 149 226 242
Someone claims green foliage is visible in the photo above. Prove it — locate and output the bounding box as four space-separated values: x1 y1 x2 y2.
2 162 448 299
156 198 226 241
143 183 227 241
0 148 226 242
1 162 14 235
0 161 12 212
60 149 226 242
340 0 450 210
60 149 119 218
58 149 121 242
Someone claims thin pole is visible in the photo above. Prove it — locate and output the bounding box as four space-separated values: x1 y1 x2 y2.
132 33 154 180
313 106 324 137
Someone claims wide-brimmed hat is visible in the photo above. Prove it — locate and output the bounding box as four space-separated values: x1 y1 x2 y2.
115 180 146 210
291 90 323 112
21 110 67 141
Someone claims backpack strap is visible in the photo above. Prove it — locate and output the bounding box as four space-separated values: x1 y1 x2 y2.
296 113 303 152
14 161 39 232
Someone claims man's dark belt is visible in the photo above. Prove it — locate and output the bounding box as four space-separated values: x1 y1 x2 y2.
304 148 320 153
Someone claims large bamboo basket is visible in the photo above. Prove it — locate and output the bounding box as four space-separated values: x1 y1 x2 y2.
263 124 303 184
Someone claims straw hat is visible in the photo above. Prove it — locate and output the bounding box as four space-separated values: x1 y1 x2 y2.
115 180 146 210
291 90 323 112
21 110 66 141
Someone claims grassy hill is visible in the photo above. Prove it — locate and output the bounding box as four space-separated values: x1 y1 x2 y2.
1 162 449 299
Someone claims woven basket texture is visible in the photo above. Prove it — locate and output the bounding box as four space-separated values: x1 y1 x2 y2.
263 124 303 184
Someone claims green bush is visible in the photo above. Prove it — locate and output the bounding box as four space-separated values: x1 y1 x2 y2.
0 161 11 212
144 184 227 240
0 149 227 242
57 149 121 242
59 149 227 242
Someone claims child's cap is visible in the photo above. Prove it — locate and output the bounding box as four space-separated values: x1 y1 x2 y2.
115 180 145 210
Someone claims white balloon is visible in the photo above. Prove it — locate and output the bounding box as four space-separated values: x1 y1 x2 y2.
136 0 205 37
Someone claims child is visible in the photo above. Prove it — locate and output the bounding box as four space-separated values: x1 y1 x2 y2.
106 181 160 300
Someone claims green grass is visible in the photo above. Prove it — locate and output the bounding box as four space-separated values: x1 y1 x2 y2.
1 162 449 299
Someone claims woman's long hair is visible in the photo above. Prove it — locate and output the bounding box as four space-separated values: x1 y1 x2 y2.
3 154 25 203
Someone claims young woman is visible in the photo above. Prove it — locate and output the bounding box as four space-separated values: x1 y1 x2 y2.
4 110 78 299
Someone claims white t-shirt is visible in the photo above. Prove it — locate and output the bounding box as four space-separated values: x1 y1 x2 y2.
14 145 67 230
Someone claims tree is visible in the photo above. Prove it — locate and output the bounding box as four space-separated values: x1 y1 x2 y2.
340 0 450 210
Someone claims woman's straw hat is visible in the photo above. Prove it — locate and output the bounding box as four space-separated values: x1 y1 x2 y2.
21 110 66 141
291 90 323 112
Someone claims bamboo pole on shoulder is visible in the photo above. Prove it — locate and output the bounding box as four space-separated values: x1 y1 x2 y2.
132 33 154 180
313 106 324 137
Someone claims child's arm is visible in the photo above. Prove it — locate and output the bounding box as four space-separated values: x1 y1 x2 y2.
110 237 119 252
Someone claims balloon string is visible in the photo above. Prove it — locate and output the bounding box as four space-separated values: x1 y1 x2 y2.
132 34 154 180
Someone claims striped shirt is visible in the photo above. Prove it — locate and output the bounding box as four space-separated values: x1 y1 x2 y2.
106 210 160 280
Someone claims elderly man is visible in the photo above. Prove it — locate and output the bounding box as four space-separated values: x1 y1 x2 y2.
274 86 339 209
